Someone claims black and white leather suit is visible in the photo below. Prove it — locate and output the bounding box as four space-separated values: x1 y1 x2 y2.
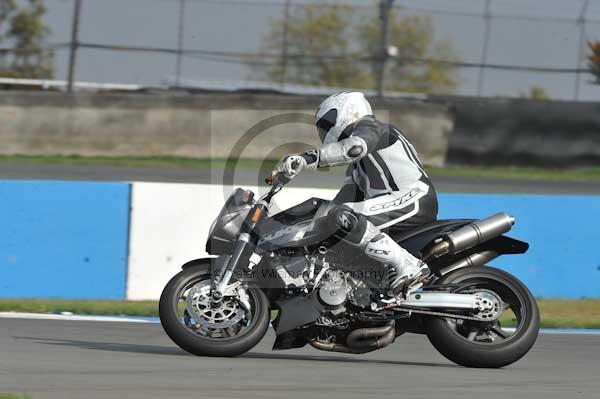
318 115 438 233
277 93 437 292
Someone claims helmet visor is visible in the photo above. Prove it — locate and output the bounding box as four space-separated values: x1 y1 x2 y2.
316 109 337 142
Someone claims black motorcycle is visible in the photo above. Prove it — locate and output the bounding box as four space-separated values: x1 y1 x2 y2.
159 171 539 368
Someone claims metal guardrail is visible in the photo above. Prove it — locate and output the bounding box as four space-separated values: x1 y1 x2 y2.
0 77 143 91
0 76 430 99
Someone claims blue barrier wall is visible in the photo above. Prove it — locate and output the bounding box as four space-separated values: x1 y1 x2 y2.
439 193 600 299
1 180 598 299
0 181 130 299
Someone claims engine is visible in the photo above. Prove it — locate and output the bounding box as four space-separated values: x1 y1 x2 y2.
315 268 372 322
266 253 382 341
308 268 374 328
268 253 374 327
317 269 349 308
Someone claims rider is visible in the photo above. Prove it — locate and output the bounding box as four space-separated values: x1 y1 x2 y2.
275 92 438 296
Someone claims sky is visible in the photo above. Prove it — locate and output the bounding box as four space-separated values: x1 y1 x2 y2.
41 0 600 101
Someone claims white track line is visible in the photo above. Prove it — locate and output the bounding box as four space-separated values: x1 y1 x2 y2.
0 312 158 323
1 312 600 335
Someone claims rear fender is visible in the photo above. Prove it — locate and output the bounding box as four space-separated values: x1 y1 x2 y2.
428 235 529 276
485 235 529 254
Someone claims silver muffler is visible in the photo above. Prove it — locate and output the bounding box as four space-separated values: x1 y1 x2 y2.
422 212 515 261
446 212 514 253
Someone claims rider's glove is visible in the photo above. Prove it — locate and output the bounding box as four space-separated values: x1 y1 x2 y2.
275 150 319 180
276 154 307 179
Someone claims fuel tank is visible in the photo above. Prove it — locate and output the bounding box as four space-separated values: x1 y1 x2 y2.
256 198 336 251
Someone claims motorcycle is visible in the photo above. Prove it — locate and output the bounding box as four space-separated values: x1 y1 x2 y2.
159 171 539 368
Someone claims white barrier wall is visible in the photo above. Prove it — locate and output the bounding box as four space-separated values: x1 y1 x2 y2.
127 182 337 300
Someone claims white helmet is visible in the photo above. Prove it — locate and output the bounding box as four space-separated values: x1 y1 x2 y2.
315 92 373 144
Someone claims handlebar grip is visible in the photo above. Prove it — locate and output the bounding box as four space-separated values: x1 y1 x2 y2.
265 171 278 185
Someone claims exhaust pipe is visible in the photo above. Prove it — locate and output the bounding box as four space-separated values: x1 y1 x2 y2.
346 321 396 351
309 321 396 354
422 212 515 261
439 250 499 275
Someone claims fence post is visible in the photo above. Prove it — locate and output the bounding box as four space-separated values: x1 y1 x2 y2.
280 0 291 86
376 0 394 98
175 0 186 87
67 0 82 93
476 0 492 97
574 0 590 100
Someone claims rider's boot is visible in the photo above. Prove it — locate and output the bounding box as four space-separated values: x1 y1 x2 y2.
364 232 430 297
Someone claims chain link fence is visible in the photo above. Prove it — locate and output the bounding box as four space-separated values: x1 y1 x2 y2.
19 0 600 100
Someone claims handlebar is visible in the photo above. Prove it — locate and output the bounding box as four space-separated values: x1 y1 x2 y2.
265 170 278 185
266 156 302 186
265 170 290 187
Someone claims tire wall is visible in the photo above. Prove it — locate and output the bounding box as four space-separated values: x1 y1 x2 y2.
431 95 600 167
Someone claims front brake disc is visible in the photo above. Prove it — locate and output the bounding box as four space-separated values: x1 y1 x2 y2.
185 281 245 329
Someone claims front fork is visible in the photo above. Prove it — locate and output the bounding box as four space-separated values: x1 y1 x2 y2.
210 202 268 304
211 233 254 302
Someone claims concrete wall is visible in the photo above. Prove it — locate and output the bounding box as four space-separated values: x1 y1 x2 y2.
0 181 130 299
127 183 337 300
2 90 599 167
440 193 600 299
1 180 599 300
128 183 600 300
0 91 452 166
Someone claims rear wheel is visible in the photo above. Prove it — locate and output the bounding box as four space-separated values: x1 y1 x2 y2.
424 266 539 368
159 261 270 357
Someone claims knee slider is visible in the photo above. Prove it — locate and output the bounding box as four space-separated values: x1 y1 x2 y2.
330 207 360 233
328 206 368 245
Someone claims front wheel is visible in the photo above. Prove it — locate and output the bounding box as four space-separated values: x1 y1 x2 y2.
159 261 270 357
424 266 539 368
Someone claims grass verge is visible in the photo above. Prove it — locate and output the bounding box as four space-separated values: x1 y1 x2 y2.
1 298 599 329
0 394 29 399
0 299 157 317
3 154 600 181
0 155 278 170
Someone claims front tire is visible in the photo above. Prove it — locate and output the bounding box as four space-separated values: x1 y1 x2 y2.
425 266 539 368
159 262 270 357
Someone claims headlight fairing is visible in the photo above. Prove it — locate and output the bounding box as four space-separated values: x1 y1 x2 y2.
206 188 255 254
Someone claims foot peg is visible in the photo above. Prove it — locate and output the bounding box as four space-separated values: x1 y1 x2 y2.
388 264 430 297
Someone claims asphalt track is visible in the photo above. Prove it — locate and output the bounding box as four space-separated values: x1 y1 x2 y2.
2 165 598 398
1 318 599 399
2 162 600 194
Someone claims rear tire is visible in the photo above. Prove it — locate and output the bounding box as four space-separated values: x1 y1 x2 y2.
159 262 270 357
424 266 539 368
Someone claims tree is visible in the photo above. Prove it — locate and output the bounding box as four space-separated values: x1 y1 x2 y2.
255 4 460 93
258 5 371 88
520 85 550 100
0 0 53 79
357 11 460 93
588 40 600 84
0 0 18 72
